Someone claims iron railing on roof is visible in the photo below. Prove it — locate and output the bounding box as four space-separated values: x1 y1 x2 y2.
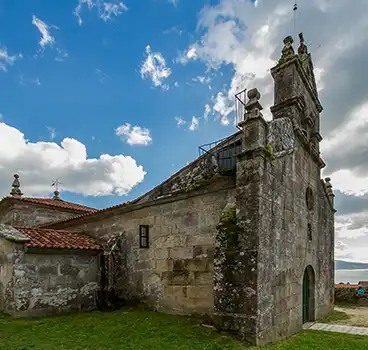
197 87 247 170
198 138 242 170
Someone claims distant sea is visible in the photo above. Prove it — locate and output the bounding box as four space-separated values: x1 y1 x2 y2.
335 269 368 284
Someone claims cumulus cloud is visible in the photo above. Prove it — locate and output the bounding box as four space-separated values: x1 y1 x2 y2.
0 47 22 72
74 0 128 25
32 15 57 48
180 0 368 261
115 123 152 146
0 121 146 197
140 45 172 89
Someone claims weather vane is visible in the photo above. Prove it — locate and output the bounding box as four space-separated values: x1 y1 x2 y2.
293 2 298 42
51 178 62 192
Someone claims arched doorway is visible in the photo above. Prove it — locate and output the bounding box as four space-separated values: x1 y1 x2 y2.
302 265 315 323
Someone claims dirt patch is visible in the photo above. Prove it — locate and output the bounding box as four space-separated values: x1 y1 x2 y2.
334 306 368 327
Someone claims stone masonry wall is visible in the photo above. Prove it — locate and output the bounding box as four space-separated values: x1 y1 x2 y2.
0 206 15 226
55 176 236 316
254 134 334 344
0 202 80 228
10 249 100 318
0 237 16 313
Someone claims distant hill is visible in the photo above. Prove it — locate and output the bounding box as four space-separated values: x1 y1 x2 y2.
335 260 368 270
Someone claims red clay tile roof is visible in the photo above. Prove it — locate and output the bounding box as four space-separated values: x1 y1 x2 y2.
4 196 97 213
39 200 137 228
17 227 102 251
335 283 361 288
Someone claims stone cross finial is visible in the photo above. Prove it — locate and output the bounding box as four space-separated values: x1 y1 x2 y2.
298 32 308 61
244 88 263 120
279 36 295 64
51 179 62 200
10 174 23 198
53 190 61 200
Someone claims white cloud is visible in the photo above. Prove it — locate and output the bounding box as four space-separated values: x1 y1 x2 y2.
74 0 128 25
174 81 179 88
32 15 57 48
140 45 172 89
55 48 68 62
175 116 186 127
177 47 197 64
192 75 211 85
47 127 56 141
115 123 152 146
322 101 368 196
189 117 199 131
0 47 22 72
169 0 178 7
19 74 41 87
0 121 145 197
95 68 108 83
204 104 211 121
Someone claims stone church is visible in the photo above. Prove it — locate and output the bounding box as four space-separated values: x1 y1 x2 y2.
0 34 335 346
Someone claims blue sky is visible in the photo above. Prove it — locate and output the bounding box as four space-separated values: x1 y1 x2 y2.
0 0 237 209
2 0 368 261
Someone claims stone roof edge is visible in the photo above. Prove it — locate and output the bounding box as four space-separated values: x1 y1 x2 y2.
0 196 97 214
134 130 241 203
40 131 241 229
0 224 30 243
16 226 105 251
40 174 236 230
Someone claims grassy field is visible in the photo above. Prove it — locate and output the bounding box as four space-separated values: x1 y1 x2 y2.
0 309 367 350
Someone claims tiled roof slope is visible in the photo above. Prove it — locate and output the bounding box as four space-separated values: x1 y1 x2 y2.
4 196 97 213
17 227 102 251
39 200 137 228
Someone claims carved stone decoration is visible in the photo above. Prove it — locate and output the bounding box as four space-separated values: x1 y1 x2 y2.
10 174 23 198
279 36 295 65
298 32 308 62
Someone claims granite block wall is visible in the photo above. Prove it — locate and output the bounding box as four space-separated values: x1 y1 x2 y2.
51 177 236 316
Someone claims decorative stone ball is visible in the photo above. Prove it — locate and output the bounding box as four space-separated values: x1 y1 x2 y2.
247 88 260 101
283 35 293 45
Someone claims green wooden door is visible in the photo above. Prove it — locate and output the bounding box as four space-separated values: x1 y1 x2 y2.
302 271 310 323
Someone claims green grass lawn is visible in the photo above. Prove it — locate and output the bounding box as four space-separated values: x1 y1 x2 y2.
0 309 367 350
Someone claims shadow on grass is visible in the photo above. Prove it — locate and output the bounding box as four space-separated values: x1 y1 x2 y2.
0 309 367 350
319 310 351 324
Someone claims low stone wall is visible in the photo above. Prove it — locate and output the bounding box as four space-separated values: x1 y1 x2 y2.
11 248 101 318
335 287 368 306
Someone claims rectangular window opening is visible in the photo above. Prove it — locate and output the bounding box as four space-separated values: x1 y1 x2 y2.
139 225 149 248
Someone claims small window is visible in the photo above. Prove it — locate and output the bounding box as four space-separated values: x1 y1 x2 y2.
306 187 314 211
139 225 149 248
307 223 312 241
